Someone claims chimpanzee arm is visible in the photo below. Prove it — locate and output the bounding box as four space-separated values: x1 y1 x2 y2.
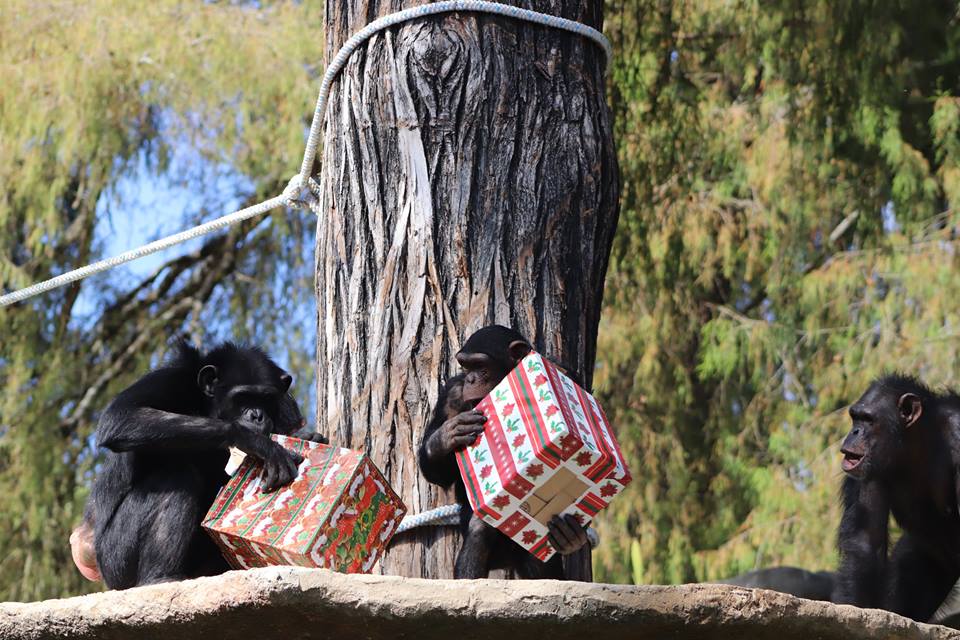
95 369 228 451
98 368 302 491
418 417 460 488
98 406 239 452
832 476 889 607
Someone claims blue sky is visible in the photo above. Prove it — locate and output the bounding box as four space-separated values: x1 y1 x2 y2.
71 147 317 408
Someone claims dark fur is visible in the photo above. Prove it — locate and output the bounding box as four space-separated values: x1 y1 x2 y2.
833 374 960 621
721 567 835 601
87 341 318 590
418 374 565 579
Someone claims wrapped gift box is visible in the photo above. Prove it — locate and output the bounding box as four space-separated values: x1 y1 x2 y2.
456 352 631 561
203 435 406 573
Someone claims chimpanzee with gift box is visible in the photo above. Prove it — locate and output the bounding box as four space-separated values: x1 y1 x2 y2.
419 325 630 579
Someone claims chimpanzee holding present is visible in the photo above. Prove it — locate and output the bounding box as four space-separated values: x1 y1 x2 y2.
73 341 325 589
418 325 590 579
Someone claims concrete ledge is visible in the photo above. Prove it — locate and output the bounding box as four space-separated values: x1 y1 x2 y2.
0 567 956 639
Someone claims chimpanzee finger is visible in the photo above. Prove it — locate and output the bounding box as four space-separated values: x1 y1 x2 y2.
452 434 481 449
292 427 328 444
453 422 486 437
564 514 589 547
262 464 277 492
454 411 487 426
548 515 574 551
286 452 301 482
546 531 564 553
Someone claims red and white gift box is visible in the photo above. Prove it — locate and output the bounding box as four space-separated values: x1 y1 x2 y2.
203 435 406 573
456 352 631 561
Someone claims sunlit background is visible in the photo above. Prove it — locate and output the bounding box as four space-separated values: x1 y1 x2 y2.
2 0 960 602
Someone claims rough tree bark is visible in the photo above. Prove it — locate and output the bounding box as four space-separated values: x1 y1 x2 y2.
314 0 619 579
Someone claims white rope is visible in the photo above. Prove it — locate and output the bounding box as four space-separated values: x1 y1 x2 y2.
1 2 610 308
397 504 463 533
0 180 297 307
297 0 613 184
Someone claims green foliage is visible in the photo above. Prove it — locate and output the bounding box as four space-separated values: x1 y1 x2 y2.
0 0 323 600
594 0 960 584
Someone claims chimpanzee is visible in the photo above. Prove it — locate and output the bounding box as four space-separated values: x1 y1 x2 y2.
418 325 590 579
719 566 835 601
833 375 960 621
83 340 326 590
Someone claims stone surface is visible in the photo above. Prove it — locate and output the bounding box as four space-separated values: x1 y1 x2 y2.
0 568 957 640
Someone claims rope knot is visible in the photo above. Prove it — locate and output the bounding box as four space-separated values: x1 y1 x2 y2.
283 173 321 214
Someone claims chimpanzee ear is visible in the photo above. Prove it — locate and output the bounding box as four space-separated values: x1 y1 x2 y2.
279 372 293 393
197 365 219 398
898 393 923 428
507 340 532 363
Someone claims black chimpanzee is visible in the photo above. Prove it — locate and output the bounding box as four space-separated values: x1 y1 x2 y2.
833 374 960 621
418 325 590 579
719 566 835 601
85 340 326 590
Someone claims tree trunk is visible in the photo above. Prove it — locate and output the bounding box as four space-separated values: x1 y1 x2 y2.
315 0 618 579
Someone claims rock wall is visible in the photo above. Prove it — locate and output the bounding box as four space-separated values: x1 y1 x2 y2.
0 568 956 640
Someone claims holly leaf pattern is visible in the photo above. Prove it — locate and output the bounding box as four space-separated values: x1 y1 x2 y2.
517 451 530 463
506 418 521 432
472 450 487 463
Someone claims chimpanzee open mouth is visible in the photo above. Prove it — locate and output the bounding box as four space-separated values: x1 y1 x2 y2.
841 449 864 472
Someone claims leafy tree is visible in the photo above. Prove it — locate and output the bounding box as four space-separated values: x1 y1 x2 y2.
0 0 323 600
594 0 960 585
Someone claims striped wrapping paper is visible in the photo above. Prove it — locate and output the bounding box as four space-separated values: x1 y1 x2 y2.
456 352 631 561
202 435 406 573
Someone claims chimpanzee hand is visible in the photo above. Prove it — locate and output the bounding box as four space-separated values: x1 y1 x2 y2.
425 409 487 460
289 426 329 444
231 422 303 491
547 514 590 555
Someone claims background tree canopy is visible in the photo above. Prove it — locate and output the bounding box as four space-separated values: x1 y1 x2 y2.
0 0 323 600
594 0 960 584
2 0 960 601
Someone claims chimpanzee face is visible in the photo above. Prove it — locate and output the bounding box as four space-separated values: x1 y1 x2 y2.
842 383 921 479
197 354 294 434
223 388 282 434
456 352 506 407
455 328 532 406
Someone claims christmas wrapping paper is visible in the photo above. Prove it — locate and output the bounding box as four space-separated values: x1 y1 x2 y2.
203 435 406 573
456 352 631 561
